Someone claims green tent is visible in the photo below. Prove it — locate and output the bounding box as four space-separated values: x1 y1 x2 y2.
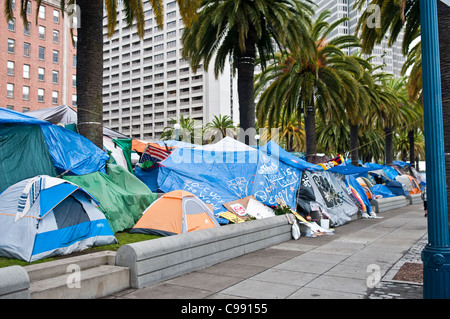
0 124 57 193
64 164 157 233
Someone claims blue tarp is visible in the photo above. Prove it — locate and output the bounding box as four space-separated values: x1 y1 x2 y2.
259 141 317 171
328 163 373 175
0 108 108 176
371 184 396 198
345 175 372 214
157 142 304 211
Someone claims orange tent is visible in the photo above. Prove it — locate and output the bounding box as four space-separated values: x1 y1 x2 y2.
396 175 422 194
130 190 220 236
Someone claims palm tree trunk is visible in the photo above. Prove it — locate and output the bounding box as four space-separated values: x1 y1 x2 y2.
304 101 316 163
237 28 257 144
384 126 394 166
408 130 415 169
76 0 104 149
437 0 450 229
350 122 359 166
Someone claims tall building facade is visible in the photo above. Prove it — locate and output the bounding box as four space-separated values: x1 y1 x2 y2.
315 0 405 76
102 0 238 140
0 0 77 113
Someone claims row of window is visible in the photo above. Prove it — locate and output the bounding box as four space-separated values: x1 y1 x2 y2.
7 39 77 67
8 19 65 43
6 84 59 103
6 61 76 86
10 0 61 23
5 83 77 105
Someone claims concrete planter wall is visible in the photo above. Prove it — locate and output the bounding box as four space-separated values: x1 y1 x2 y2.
115 214 292 288
370 196 408 214
0 266 30 299
406 193 423 205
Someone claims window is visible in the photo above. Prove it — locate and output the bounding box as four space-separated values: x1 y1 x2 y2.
52 91 58 104
72 94 77 107
52 70 58 84
53 10 59 23
39 5 45 19
38 89 44 102
38 67 45 81
73 55 77 67
72 74 76 87
8 18 15 31
7 61 14 76
22 107 29 113
8 39 15 53
53 50 59 63
26 1 31 14
53 30 59 43
39 46 45 60
24 42 30 57
7 83 14 98
38 25 45 39
23 86 30 100
167 21 176 29
24 22 30 35
23 64 30 79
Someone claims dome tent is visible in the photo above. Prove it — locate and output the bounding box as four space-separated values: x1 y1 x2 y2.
0 176 117 262
130 190 220 236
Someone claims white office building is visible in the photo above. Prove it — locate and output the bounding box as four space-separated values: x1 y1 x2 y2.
314 0 405 76
102 0 238 140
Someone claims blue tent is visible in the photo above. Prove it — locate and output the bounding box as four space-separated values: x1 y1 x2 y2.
0 176 117 262
0 108 108 192
157 141 304 212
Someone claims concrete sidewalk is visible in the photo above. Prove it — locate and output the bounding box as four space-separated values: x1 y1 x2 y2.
105 204 427 299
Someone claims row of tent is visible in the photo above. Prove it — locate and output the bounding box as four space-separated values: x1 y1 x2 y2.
0 105 425 263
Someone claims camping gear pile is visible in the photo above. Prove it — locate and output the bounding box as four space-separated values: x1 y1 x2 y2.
0 106 425 263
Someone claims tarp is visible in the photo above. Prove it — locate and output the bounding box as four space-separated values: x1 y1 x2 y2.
345 175 372 214
27 104 130 139
0 108 108 192
64 164 157 233
157 140 305 212
328 164 374 175
371 184 396 198
259 140 316 171
295 170 358 226
0 124 58 193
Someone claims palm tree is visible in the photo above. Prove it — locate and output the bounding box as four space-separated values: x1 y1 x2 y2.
258 110 305 152
160 114 198 143
354 0 420 57
181 0 315 143
3 0 201 148
204 114 236 142
339 55 377 166
255 10 363 163
354 0 450 223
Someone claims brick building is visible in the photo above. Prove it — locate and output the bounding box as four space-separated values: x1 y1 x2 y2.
1 0 77 113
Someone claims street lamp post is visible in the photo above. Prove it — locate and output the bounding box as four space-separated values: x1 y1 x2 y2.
419 0 450 299
174 123 181 141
